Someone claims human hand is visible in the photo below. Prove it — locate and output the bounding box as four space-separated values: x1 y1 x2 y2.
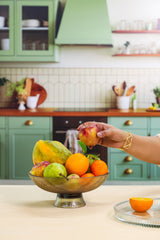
77 121 126 149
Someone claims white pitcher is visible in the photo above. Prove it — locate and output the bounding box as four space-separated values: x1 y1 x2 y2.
26 94 40 109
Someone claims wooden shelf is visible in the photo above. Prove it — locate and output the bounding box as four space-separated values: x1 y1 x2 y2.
22 27 48 31
112 30 160 34
113 54 160 56
0 27 9 30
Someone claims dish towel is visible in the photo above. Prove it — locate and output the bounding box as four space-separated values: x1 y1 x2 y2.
64 129 83 154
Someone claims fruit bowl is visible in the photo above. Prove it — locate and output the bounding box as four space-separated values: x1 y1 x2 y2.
28 172 109 208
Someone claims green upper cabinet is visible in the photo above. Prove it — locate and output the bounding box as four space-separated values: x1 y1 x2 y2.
0 1 14 56
0 0 60 62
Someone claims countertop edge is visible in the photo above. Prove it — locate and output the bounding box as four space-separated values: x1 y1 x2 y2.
0 108 160 116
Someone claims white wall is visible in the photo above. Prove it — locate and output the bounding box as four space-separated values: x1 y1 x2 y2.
1 0 160 68
1 0 160 109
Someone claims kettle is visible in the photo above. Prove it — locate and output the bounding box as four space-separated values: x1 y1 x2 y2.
26 94 40 109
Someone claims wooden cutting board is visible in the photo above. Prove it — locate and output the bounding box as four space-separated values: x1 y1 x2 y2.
30 79 47 106
146 108 160 112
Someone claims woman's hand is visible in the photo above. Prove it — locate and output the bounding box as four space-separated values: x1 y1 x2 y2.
77 121 127 149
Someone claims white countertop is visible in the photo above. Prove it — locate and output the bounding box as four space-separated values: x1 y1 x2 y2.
0 185 160 240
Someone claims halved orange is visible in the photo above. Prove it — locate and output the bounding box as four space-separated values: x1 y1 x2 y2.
129 197 153 213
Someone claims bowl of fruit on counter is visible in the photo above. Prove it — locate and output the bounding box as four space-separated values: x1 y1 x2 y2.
29 126 109 208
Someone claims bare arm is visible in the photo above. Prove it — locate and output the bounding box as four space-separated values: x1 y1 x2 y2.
77 122 160 164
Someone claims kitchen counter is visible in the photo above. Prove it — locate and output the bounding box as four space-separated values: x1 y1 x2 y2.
0 108 160 116
0 185 160 240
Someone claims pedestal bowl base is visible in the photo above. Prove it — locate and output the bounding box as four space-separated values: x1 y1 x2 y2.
54 193 86 208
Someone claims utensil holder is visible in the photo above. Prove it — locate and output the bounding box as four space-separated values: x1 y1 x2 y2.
116 96 130 109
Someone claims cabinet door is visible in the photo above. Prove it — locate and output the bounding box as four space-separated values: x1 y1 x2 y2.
0 129 6 179
109 152 148 181
8 129 51 179
150 128 160 179
0 0 14 56
16 0 59 60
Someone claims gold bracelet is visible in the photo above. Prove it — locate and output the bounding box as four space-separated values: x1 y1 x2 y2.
120 132 133 151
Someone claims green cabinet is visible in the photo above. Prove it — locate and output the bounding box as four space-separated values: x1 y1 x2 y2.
0 117 6 179
150 117 160 180
8 117 52 179
108 117 149 181
0 0 60 62
0 116 52 180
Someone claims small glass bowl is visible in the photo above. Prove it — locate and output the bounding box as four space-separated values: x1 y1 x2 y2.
28 172 109 208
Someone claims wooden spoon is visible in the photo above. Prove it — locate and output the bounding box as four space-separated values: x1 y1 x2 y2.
126 86 135 96
112 85 120 96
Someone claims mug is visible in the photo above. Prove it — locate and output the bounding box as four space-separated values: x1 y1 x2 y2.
26 95 39 109
1 38 9 50
116 96 130 110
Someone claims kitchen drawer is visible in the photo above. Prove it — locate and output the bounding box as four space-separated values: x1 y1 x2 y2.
8 117 50 129
0 117 6 128
109 153 148 180
150 117 160 129
108 117 148 129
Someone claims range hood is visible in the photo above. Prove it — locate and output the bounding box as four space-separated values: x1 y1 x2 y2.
55 0 113 46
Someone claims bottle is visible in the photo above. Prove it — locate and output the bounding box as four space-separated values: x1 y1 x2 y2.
132 91 137 110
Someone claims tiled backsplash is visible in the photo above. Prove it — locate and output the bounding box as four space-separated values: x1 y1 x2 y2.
0 67 159 109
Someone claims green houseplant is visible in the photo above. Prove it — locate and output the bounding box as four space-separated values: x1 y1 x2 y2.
0 77 13 108
153 87 160 104
6 78 27 106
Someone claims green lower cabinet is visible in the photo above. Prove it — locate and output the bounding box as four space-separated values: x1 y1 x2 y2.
108 116 149 181
8 117 52 179
0 129 6 179
8 129 50 179
109 152 148 180
150 118 160 180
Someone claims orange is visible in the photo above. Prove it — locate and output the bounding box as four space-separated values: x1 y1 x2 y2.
90 160 108 176
81 173 95 178
129 197 153 212
65 153 89 176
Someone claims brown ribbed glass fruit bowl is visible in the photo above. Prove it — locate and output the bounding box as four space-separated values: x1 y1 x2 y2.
28 172 109 208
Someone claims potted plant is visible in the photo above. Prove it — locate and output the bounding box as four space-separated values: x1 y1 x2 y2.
6 78 28 108
0 77 13 108
153 87 160 104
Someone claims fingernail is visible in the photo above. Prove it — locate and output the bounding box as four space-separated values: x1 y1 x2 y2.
97 132 102 137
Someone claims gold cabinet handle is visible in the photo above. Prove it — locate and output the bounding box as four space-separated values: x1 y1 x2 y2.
124 156 133 162
25 120 34 126
124 168 133 174
124 120 133 126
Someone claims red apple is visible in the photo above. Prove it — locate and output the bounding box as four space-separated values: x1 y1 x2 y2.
30 161 50 177
78 126 99 147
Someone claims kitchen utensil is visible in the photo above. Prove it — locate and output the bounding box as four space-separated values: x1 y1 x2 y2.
112 85 120 96
114 198 160 227
1 38 9 50
29 172 109 208
26 94 40 109
22 19 40 27
119 81 127 96
126 85 135 96
30 79 47 106
0 16 5 27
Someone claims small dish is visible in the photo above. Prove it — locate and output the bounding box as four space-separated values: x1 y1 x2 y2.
114 198 160 227
22 19 40 28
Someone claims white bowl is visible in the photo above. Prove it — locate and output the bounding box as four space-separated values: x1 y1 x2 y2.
0 16 5 27
22 19 40 28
